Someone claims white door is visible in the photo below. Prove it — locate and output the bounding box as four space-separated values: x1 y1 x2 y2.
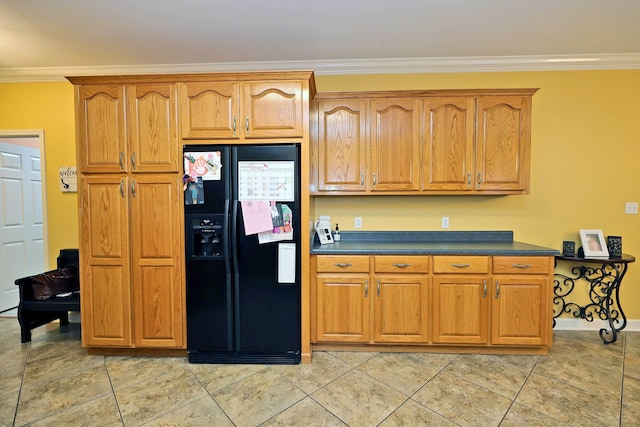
0 139 44 312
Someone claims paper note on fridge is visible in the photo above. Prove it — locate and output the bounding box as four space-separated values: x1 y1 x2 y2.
240 201 273 235
237 161 295 201
278 243 296 284
258 203 294 244
184 151 222 181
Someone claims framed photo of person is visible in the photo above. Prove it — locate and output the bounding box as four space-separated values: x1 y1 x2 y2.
579 229 609 258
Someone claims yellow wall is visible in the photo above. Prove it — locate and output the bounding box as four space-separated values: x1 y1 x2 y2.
1 70 639 318
314 70 640 318
0 81 77 268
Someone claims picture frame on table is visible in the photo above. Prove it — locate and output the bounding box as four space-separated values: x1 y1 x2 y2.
579 229 609 258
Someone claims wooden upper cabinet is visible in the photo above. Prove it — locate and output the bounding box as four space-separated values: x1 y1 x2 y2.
243 81 303 138
370 99 421 191
422 97 475 191
317 100 368 191
76 85 127 173
179 80 304 140
313 89 536 195
127 84 179 173
476 96 531 192
178 82 239 139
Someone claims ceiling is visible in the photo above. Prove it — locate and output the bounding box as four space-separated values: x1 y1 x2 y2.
1 0 640 82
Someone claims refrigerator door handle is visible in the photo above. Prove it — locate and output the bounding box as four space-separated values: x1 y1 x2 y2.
231 199 239 272
224 198 231 268
231 198 241 350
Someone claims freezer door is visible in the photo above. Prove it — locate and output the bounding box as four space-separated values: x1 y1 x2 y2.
183 146 230 215
186 260 233 353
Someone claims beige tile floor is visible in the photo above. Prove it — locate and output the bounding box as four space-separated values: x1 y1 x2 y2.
1 317 639 427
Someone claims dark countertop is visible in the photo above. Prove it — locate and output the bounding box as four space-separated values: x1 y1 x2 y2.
311 231 560 256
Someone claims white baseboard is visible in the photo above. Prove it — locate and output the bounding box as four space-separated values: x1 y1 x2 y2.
554 318 640 332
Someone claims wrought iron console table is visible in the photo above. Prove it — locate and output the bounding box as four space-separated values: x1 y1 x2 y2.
554 254 635 344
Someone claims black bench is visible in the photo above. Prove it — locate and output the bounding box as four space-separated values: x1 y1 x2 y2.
15 249 80 343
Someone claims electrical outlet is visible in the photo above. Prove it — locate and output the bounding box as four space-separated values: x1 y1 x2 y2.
355 217 362 228
626 202 638 214
441 216 449 228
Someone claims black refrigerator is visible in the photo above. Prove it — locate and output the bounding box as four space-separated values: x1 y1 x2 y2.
184 144 301 364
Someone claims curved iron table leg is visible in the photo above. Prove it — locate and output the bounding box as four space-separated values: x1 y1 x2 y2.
554 261 629 344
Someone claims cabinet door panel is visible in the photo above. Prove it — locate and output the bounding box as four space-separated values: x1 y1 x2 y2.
244 82 303 138
128 84 179 172
370 99 420 191
432 277 488 344
130 175 184 348
317 100 367 191
77 85 126 173
80 176 132 347
491 277 549 346
179 83 239 139
374 275 429 343
476 96 531 192
316 275 370 342
423 97 475 191
82 265 132 346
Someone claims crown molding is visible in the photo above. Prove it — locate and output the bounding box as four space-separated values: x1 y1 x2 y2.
1 53 639 83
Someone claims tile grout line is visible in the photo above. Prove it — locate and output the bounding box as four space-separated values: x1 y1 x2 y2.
12 341 31 427
301 351 383 426
393 353 462 424
103 355 127 426
496 354 541 426
168 363 237 426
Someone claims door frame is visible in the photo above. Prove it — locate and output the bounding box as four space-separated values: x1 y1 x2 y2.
0 129 49 268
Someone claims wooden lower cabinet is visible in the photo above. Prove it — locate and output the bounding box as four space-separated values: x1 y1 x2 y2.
80 174 184 348
374 274 429 343
313 254 552 351
490 277 549 346
432 276 489 345
315 255 430 344
490 255 552 346
130 175 184 348
316 275 370 343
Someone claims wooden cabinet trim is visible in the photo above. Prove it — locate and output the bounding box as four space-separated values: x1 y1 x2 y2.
315 88 538 100
67 71 316 88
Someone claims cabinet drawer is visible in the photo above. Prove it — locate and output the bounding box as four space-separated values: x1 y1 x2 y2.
317 256 370 273
374 256 429 273
493 256 551 274
433 256 489 274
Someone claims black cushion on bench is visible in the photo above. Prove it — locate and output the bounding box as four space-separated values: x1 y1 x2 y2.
15 248 81 343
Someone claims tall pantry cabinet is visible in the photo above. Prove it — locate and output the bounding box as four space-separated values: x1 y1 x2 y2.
70 79 184 348
69 72 315 354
